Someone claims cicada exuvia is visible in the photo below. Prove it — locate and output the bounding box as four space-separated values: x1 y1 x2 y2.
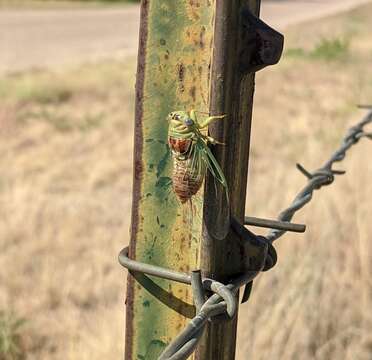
167 109 228 205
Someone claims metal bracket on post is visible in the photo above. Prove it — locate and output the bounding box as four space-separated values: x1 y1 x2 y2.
239 7 284 74
232 9 284 307
244 216 306 233
230 217 278 304
124 1 285 359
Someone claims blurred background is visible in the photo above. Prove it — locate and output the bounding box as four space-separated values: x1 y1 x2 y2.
0 0 371 359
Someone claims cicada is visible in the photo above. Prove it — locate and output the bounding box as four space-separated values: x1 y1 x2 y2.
167 109 228 204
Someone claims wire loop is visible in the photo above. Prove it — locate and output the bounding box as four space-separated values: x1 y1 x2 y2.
120 108 372 359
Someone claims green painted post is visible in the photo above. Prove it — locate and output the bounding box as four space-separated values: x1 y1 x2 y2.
125 2 215 359
124 0 282 359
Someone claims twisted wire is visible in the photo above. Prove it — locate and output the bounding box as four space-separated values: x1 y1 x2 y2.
267 108 372 243
120 108 372 360
119 246 267 360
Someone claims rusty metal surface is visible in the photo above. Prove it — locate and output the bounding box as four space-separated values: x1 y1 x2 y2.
124 0 285 358
244 216 306 232
123 0 372 358
119 218 274 359
197 1 266 358
125 1 215 359
121 109 372 359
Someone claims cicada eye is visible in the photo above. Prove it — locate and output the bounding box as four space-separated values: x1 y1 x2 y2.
184 118 194 126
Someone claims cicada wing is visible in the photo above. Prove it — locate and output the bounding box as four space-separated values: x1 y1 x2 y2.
178 144 205 225
187 142 206 183
196 139 229 196
196 139 230 240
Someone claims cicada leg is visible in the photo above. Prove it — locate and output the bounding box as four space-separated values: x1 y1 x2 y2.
204 135 225 145
197 114 226 129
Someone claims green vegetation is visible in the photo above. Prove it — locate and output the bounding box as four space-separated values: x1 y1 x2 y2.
0 78 72 105
0 60 135 135
16 109 103 132
311 37 350 60
0 312 26 360
285 47 306 58
285 37 350 61
0 60 135 105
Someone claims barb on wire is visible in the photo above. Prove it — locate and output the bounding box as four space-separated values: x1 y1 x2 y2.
119 108 372 360
119 246 266 360
267 108 372 243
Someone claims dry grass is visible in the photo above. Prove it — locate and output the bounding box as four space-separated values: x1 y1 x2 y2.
0 61 136 359
0 3 372 360
237 4 372 359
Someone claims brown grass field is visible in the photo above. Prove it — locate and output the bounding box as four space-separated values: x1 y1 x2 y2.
1 3 372 360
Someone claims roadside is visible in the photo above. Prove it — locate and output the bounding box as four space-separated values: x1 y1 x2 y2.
261 0 372 28
1 2 372 360
0 5 140 74
1 0 371 74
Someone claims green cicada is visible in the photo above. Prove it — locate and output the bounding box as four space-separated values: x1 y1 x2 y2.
167 109 228 203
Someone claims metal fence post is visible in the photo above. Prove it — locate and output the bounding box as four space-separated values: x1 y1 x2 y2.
197 1 275 358
124 1 283 359
125 2 217 359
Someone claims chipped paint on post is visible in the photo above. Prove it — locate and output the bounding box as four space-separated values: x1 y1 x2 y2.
125 1 215 359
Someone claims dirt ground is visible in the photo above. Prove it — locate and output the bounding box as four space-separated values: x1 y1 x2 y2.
1 0 371 73
1 2 372 360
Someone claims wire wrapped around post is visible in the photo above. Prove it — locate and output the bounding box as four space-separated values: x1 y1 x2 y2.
119 108 372 360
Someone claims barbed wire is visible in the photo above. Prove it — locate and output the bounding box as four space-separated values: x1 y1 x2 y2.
119 108 372 360
267 107 372 243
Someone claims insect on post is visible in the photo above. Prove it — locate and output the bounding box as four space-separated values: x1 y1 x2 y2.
120 1 284 359
168 110 228 205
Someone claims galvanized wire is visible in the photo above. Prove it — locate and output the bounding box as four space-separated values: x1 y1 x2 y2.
119 246 266 360
267 108 372 243
120 109 372 360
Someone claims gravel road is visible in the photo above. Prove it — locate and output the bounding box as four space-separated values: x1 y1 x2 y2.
0 0 370 74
